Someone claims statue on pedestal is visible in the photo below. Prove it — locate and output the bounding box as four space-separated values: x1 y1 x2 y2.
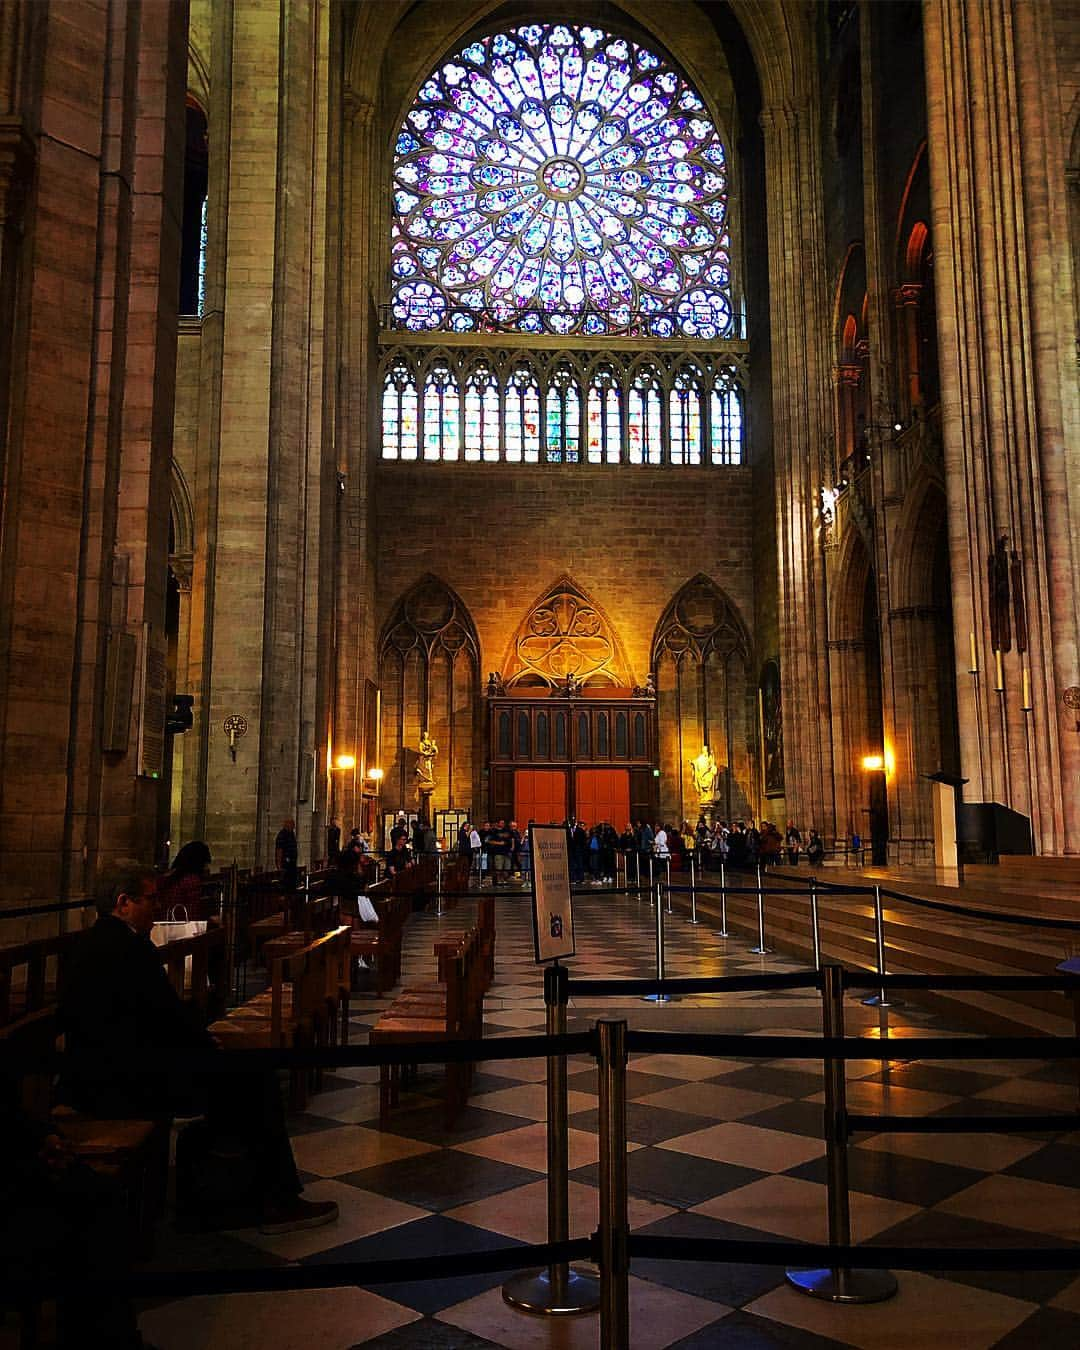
416 729 438 786
689 745 719 805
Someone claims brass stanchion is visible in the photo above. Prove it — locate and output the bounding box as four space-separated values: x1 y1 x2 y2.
715 859 729 937
647 855 654 900
786 964 898 1304
435 853 444 917
643 877 674 1003
664 857 673 914
688 857 701 924
750 864 773 954
862 885 902 1008
504 964 600 1315
809 877 821 971
597 1019 630 1350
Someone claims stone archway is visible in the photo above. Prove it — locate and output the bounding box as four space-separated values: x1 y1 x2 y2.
378 575 481 820
651 575 754 827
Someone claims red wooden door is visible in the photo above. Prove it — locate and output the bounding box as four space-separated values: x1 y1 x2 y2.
574 768 631 831
514 769 567 826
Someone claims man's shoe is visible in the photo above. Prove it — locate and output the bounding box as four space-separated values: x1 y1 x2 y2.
259 1196 339 1234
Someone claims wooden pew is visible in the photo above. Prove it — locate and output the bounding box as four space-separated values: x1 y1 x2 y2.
369 933 484 1128
209 927 351 1108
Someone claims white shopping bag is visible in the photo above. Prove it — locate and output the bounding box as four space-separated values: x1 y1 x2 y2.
151 906 208 946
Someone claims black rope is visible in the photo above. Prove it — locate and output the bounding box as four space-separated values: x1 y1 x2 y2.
846 1111 1080 1135
1 1238 591 1300
843 973 1080 991
623 1030 1080 1060
568 971 820 997
627 1233 1080 1272
2 1031 597 1077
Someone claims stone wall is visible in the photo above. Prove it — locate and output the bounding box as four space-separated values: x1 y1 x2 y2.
373 463 755 682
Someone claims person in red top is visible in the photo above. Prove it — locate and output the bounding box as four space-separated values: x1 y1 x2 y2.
157 839 212 919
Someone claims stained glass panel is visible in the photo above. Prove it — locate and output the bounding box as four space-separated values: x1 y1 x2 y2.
390 24 732 337
710 376 743 465
628 367 663 465
670 365 703 465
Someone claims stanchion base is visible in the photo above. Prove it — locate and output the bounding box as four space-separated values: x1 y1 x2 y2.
502 1266 600 1316
862 995 904 1009
750 946 775 956
687 918 702 925
642 993 679 1003
714 929 730 938
785 1267 898 1304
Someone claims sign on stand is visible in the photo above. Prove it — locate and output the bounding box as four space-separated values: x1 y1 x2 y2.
529 824 575 963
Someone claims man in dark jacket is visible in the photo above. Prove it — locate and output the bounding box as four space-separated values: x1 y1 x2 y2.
60 862 337 1235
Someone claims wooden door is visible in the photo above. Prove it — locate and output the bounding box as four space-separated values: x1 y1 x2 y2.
514 768 567 826
574 768 630 830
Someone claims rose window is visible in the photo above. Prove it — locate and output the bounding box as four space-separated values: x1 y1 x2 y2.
390 23 733 338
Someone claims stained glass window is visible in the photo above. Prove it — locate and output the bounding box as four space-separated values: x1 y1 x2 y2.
390 23 732 338
627 364 663 465
505 365 541 462
463 363 500 461
586 363 621 463
382 358 419 459
709 373 743 465
545 363 580 462
422 361 461 460
670 363 703 465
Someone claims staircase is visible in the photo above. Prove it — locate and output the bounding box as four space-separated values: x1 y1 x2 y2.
673 864 1077 1037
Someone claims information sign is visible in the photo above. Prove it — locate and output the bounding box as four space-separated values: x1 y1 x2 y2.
529 824 575 963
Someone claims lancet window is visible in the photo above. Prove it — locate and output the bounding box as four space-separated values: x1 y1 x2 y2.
379 348 746 464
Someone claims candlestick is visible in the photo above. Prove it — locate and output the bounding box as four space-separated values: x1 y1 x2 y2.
968 632 978 674
994 648 1004 692
1022 665 1032 711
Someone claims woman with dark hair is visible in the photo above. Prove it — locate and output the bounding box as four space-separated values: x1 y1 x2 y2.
158 840 213 919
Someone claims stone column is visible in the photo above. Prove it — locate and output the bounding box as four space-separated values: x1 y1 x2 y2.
924 0 1080 853
195 0 333 867
334 89 377 832
0 0 188 921
760 97 837 836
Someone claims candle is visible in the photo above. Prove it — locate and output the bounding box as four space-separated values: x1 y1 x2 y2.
1022 666 1032 710
994 648 1004 691
968 632 978 674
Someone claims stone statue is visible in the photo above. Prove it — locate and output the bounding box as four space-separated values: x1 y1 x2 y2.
416 730 438 785
633 671 657 698
690 745 719 802
486 671 505 697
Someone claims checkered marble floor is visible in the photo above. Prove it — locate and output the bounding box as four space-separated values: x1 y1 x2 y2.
138 888 1080 1349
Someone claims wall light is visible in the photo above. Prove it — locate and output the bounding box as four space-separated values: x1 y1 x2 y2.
369 767 384 782
333 753 356 771
861 754 885 771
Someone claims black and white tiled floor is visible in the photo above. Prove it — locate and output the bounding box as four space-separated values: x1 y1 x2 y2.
139 889 1080 1349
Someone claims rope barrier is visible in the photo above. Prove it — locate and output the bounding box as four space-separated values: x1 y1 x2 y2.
622 1029 1080 1060
0 1238 593 1301
846 1111 1080 1135
568 971 820 997
844 972 1080 991
627 1234 1080 1273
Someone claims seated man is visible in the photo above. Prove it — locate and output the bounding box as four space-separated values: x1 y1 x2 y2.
60 861 338 1235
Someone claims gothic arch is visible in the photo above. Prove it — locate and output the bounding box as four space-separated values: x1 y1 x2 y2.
499 575 633 691
891 477 948 611
829 523 873 643
378 576 481 816
169 459 195 564
650 575 754 825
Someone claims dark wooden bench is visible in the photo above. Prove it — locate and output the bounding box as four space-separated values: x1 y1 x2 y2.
369 930 485 1128
209 926 351 1109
